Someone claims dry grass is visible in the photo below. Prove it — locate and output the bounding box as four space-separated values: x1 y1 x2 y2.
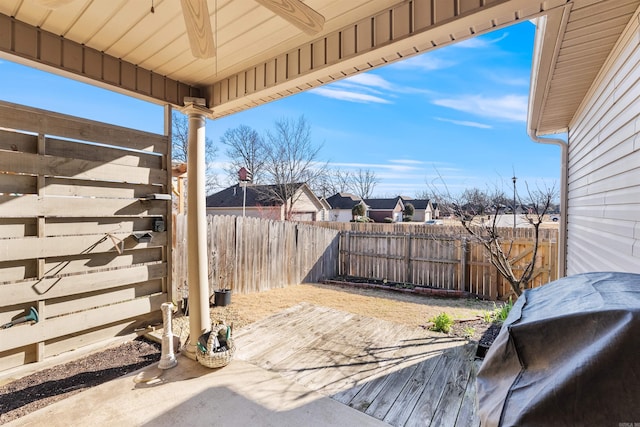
172 283 495 344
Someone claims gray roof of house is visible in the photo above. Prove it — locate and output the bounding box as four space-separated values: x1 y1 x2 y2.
404 199 430 210
326 192 363 209
206 183 304 208
364 197 403 210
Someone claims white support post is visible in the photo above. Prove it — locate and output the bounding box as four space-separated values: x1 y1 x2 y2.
182 102 212 360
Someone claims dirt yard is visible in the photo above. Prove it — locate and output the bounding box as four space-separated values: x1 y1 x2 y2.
208 282 493 326
172 282 497 346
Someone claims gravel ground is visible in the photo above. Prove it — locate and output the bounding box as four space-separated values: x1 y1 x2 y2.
0 282 502 425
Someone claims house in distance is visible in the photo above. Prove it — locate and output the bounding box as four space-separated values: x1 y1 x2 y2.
206 182 326 221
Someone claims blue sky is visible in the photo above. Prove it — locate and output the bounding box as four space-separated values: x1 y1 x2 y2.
0 20 560 198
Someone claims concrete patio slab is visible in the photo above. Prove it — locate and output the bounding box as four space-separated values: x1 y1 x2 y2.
6 355 388 427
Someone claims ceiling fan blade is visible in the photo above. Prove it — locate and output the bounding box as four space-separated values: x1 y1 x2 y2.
35 0 76 8
181 0 216 59
255 0 325 35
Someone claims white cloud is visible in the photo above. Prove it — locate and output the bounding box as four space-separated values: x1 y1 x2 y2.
343 73 394 90
310 87 391 104
312 70 433 104
432 94 528 122
453 33 509 49
389 159 426 165
310 73 397 104
391 55 454 71
330 161 420 173
330 81 385 96
435 117 492 129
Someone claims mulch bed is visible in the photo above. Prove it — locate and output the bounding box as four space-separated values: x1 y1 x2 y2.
0 337 160 425
324 276 480 299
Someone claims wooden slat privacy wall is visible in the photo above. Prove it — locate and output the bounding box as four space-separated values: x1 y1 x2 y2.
0 101 171 371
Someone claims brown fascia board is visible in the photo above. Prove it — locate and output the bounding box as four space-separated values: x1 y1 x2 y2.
528 6 572 136
0 13 202 108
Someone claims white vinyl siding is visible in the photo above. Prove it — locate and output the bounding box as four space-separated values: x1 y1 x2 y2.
567 12 640 275
329 209 353 222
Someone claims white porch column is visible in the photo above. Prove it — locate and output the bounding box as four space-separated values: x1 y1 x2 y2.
182 101 211 360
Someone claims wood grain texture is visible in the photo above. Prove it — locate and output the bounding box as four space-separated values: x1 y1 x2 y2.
0 194 167 218
255 0 325 35
0 149 166 185
1 263 166 305
0 100 170 371
175 215 339 296
234 303 480 427
0 101 167 152
180 0 216 58
0 293 165 352
0 231 166 262
320 225 558 300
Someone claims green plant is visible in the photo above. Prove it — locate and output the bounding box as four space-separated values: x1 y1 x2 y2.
494 298 513 322
403 203 415 222
463 327 476 338
352 203 366 219
430 312 454 334
383 217 394 223
482 298 514 324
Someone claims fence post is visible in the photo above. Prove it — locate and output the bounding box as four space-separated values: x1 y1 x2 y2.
405 232 412 284
386 234 391 281
461 237 469 293
344 231 351 277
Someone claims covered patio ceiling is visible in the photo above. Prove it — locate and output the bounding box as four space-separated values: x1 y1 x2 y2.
0 0 579 119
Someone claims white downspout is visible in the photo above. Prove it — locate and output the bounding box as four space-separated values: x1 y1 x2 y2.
527 8 571 278
527 128 568 278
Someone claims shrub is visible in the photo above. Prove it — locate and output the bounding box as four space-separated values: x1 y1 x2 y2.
482 298 514 324
404 203 415 216
352 203 366 219
430 312 454 333
383 217 394 223
494 298 513 322
403 215 413 222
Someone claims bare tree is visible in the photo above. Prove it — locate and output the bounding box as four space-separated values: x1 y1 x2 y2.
333 169 354 194
315 168 353 198
261 116 327 219
415 189 433 200
171 111 219 193
433 180 557 297
220 124 266 184
351 168 379 199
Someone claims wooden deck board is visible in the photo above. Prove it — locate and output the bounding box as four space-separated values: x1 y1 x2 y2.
454 361 482 427
234 303 481 426
382 353 444 426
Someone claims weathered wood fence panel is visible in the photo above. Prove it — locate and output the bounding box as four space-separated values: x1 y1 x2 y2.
174 217 558 301
174 215 340 298
338 227 558 300
0 101 171 372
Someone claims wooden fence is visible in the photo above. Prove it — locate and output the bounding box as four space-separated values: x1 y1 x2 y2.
0 101 171 372
338 227 558 300
174 217 557 301
173 215 340 298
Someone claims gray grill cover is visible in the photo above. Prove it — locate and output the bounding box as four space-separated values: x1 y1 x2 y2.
477 272 640 426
